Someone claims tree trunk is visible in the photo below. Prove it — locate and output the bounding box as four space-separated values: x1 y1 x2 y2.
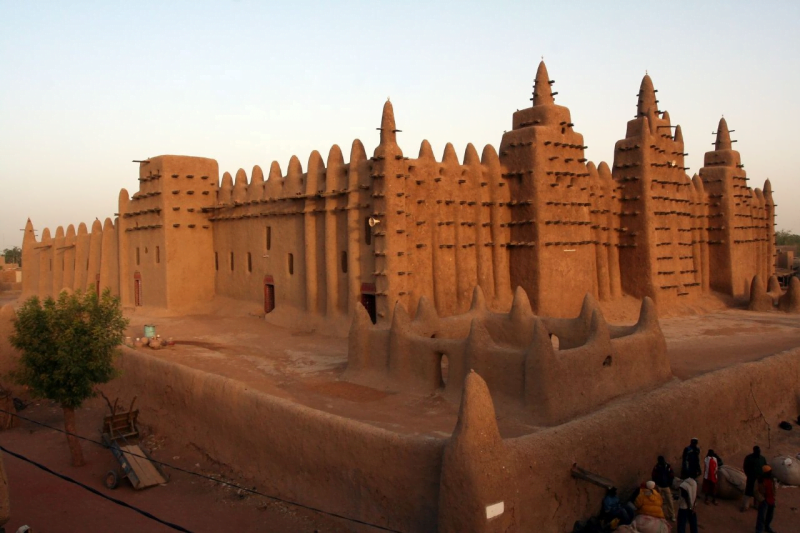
62 406 84 467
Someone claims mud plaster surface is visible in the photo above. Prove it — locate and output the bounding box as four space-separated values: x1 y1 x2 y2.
121 295 800 438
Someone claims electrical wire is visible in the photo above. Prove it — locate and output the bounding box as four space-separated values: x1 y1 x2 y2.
0 407 402 533
0 443 193 532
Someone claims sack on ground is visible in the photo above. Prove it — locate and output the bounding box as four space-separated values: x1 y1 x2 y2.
716 465 746 499
632 514 671 533
770 455 800 486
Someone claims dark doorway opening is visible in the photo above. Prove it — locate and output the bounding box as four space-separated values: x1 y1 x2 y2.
264 283 275 314
360 293 377 324
133 272 142 306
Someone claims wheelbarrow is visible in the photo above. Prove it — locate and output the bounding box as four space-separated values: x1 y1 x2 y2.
100 395 169 490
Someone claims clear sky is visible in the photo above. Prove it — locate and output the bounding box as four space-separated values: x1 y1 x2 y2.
1 0 798 250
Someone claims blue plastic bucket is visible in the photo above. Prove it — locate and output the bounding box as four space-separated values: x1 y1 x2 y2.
144 325 156 338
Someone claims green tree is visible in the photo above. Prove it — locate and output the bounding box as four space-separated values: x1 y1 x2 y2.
2 247 21 266
775 230 800 252
10 289 128 466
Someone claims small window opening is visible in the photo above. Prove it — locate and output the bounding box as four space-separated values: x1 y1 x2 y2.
603 355 613 367
364 217 372 245
86 258 89 271
266 226 272 250
136 247 140 266
230 252 234 271
341 251 348 273
156 246 160 264
288 253 294 275
214 252 219 271
247 252 252 273
550 334 560 350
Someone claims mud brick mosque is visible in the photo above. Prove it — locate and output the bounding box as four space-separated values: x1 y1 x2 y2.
21 62 775 325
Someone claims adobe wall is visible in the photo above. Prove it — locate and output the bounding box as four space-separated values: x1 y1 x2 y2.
504 347 800 532
211 146 364 321
103 347 444 533
22 216 115 301
437 347 800 532
18 61 778 326
345 286 671 426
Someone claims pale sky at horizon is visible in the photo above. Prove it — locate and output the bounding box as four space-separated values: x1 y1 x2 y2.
1 0 799 250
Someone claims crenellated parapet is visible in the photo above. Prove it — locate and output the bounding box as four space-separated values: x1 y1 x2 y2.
344 285 671 425
19 59 778 325
21 216 119 301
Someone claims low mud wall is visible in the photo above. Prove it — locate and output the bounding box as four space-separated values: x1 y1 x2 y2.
105 348 444 533
503 348 800 532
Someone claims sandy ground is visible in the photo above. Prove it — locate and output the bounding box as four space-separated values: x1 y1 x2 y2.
115 296 800 440
0 398 359 533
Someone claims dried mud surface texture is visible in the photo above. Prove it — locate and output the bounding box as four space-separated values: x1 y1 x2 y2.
104 348 444 533
501 348 800 532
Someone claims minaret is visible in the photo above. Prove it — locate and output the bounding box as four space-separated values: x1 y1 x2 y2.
370 101 408 324
612 73 699 305
699 117 767 296
499 60 596 317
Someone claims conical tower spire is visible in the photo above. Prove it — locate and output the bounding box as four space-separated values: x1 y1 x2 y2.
637 74 657 117
715 117 732 151
379 99 397 145
532 61 554 106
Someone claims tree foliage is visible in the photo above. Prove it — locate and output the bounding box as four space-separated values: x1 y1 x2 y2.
2 246 21 266
775 230 800 252
10 289 129 408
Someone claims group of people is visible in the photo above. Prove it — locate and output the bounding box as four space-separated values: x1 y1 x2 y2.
600 439 778 533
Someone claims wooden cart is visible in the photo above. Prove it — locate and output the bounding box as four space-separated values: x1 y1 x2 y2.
101 396 168 490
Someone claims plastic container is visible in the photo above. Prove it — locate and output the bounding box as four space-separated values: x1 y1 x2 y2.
144 325 157 338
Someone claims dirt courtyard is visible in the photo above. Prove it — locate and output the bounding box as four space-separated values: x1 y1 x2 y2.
119 298 800 439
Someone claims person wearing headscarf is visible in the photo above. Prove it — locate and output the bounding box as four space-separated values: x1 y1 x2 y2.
634 481 665 519
703 449 719 505
677 477 698 533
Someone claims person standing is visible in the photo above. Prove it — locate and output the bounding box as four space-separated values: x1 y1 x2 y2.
681 438 702 480
755 465 776 533
742 445 767 511
703 449 719 505
677 477 698 533
652 455 676 521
